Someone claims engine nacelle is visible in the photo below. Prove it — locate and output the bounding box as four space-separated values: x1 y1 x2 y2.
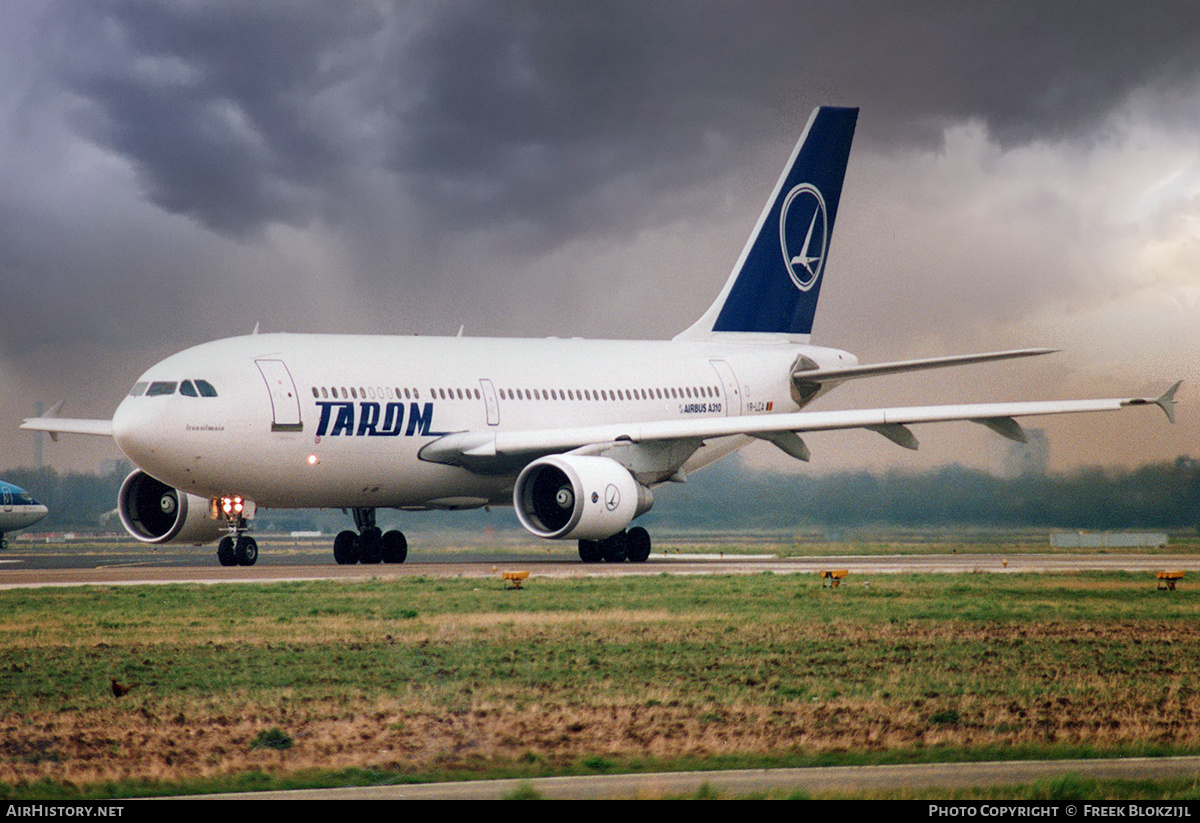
118 470 225 545
514 455 653 540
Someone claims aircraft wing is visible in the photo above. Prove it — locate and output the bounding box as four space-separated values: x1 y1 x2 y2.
421 382 1180 468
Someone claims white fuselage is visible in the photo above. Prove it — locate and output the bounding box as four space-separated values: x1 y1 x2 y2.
111 333 855 510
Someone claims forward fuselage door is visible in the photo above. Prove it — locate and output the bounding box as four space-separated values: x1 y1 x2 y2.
2 487 11 513
480 379 500 426
255 359 303 432
709 359 743 416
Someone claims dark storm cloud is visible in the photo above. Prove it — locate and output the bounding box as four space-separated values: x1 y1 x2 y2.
387 1 1200 239
46 1 1200 245
49 0 382 238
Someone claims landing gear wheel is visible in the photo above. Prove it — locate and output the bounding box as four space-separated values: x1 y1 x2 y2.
217 536 237 566
358 527 383 564
600 531 628 563
626 527 651 563
578 539 602 563
381 530 407 563
235 536 258 566
333 529 359 565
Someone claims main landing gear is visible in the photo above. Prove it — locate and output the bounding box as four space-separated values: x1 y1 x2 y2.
333 507 408 565
216 517 258 567
578 526 651 564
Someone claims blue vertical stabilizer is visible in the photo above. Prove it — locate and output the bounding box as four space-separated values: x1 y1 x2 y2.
679 106 858 339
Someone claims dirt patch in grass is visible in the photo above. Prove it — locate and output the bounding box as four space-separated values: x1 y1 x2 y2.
425 608 681 630
4 618 1200 786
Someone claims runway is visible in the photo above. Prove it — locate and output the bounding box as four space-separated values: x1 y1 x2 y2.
1 535 1198 589
188 756 1200 799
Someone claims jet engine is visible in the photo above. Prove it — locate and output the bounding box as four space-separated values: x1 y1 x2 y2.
118 470 225 545
514 455 653 540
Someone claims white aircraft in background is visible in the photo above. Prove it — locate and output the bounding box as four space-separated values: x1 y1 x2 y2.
23 107 1179 567
0 481 48 550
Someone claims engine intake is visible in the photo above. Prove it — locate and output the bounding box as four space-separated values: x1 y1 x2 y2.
118 470 225 545
514 455 653 540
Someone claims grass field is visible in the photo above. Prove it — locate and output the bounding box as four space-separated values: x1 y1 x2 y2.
3 565 1200 798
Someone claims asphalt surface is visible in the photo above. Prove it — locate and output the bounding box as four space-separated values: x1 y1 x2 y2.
184 757 1200 799
2 535 1198 588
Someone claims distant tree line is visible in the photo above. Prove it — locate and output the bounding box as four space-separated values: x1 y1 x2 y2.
2 462 132 532
3 456 1198 534
643 455 1200 533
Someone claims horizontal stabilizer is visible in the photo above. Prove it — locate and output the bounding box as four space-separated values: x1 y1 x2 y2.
20 416 113 439
794 348 1056 385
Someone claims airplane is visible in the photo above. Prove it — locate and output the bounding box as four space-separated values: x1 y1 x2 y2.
21 106 1180 567
0 481 49 549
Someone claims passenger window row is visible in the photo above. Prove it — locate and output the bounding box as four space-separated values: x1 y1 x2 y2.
431 388 482 400
313 386 421 400
310 384 722 403
498 385 720 402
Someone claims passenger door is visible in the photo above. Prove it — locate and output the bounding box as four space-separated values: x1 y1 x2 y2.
255 359 303 432
480 379 500 426
709 360 743 416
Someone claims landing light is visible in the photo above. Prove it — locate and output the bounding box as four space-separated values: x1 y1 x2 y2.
220 495 245 516
307 454 320 466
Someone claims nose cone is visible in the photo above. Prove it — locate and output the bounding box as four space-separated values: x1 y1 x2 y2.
29 504 48 527
112 396 174 473
111 397 143 462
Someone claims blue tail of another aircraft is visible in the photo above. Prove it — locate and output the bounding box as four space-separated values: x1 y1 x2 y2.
677 106 858 340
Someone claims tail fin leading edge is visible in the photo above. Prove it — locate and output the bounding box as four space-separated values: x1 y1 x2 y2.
678 106 858 340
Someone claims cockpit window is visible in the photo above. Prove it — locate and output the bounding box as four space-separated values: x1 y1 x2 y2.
129 382 148 397
194 379 218 397
146 381 177 396
180 380 198 397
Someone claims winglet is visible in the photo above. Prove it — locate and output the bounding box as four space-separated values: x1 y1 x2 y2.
1122 380 1181 423
1154 380 1182 424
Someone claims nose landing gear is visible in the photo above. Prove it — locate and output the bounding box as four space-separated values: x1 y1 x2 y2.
216 518 258 567
214 495 258 567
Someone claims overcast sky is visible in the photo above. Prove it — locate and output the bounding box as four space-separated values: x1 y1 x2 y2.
1 0 1196 477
